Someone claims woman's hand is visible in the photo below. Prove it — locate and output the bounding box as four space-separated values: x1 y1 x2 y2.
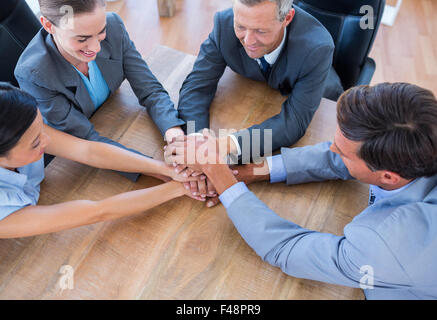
168 163 207 183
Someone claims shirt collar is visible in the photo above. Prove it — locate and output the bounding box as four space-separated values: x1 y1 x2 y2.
370 179 417 196
259 27 287 65
0 165 27 189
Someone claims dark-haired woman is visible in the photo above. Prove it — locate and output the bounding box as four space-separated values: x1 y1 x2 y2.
14 0 187 181
0 83 205 239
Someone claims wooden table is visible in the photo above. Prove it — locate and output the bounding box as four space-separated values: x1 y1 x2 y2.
157 0 176 17
0 46 368 300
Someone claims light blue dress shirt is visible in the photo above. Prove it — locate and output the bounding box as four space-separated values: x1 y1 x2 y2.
0 158 45 221
74 60 110 110
219 144 437 299
220 155 286 208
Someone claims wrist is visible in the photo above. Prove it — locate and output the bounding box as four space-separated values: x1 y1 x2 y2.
166 181 187 198
147 160 173 178
202 163 238 194
165 127 184 143
234 161 270 185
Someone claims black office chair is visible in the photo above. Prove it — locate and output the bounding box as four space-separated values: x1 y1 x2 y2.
0 0 41 86
294 0 385 91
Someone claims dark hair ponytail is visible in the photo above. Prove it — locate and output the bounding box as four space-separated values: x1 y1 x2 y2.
0 83 38 157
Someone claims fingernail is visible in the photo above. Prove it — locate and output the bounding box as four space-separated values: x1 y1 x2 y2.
193 192 198 196
209 191 216 195
185 184 190 190
207 201 214 207
201 175 206 180
201 194 206 198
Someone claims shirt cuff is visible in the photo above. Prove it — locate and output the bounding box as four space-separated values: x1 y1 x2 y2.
267 155 287 183
219 182 250 209
228 134 242 156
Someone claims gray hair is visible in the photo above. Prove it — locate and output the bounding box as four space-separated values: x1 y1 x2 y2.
234 0 294 21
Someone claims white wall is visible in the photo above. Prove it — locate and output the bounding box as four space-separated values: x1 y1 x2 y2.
25 0 40 14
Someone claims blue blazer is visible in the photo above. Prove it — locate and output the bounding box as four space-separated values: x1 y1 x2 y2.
14 12 184 149
178 6 343 160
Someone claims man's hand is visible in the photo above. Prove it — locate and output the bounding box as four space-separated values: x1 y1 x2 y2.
230 161 270 185
164 126 185 144
164 130 226 172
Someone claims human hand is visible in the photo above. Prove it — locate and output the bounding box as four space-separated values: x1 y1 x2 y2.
183 177 220 207
168 163 207 183
164 126 185 144
230 161 270 185
164 129 225 172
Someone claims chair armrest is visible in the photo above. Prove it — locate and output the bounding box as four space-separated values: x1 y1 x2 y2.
356 57 376 86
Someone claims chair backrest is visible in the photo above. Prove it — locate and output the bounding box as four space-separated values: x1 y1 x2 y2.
0 0 41 86
294 0 385 90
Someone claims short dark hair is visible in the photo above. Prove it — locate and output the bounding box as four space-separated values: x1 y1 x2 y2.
0 83 38 157
337 83 437 180
38 0 106 26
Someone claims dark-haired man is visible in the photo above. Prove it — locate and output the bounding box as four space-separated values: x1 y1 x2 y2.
165 83 437 299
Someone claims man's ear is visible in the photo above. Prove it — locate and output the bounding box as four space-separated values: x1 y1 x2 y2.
379 171 403 186
283 8 295 27
40 16 55 34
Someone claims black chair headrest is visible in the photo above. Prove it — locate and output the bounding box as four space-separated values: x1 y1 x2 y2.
0 0 20 22
294 0 384 16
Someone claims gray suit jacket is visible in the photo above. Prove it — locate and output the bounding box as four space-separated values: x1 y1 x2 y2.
226 142 437 299
178 7 342 161
14 12 184 152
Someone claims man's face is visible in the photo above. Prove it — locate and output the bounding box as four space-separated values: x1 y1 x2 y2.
330 126 382 186
233 0 294 59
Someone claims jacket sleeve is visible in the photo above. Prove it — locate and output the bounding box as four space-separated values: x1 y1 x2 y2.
177 12 227 133
234 44 334 162
225 191 412 290
15 76 148 181
113 14 185 136
281 141 354 185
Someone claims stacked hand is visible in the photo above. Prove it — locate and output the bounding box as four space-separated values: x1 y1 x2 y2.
164 129 234 207
163 129 224 207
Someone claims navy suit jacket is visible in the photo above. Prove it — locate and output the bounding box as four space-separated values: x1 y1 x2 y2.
178 6 342 161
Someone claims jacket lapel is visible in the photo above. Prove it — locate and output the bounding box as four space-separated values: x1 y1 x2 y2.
95 40 124 93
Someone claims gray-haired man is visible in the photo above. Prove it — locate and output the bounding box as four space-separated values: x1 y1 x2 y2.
165 0 343 163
